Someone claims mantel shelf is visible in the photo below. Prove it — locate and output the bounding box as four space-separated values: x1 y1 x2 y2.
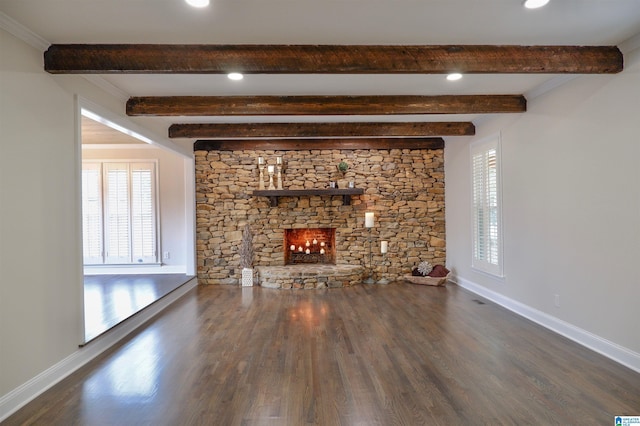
253 188 364 207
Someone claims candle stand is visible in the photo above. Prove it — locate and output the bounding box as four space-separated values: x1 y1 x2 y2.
258 164 265 190
267 167 276 190
276 164 283 190
364 227 375 284
377 251 390 285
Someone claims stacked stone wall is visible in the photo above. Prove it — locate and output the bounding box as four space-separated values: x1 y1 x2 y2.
195 148 445 285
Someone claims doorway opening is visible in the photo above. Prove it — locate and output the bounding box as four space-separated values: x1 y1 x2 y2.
80 105 195 342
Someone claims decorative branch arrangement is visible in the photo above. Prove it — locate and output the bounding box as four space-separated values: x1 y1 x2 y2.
239 224 254 269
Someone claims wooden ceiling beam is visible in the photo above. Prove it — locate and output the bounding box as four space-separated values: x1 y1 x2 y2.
169 122 475 138
193 138 445 151
44 44 623 74
127 95 526 116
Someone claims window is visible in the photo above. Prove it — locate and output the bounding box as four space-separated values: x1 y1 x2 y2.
471 135 503 276
82 161 158 265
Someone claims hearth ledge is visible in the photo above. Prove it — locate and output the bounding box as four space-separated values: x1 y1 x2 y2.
256 264 364 289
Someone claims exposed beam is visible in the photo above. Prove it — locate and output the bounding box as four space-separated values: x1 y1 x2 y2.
127 95 526 116
169 122 475 139
193 138 445 151
44 44 623 74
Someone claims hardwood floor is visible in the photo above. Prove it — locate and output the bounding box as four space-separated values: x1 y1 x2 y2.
7 283 640 425
84 274 195 342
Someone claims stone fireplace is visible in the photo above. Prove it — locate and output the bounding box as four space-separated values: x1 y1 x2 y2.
194 147 446 286
284 228 336 265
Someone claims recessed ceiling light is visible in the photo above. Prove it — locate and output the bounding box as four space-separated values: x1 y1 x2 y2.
185 0 209 8
446 73 463 81
227 72 244 81
524 0 549 9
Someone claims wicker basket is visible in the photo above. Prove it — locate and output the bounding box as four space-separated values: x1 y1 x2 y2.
403 273 450 287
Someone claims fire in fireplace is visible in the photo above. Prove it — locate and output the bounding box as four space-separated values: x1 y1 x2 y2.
284 228 336 265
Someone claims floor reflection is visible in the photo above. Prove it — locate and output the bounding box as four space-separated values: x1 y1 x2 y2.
75 294 201 426
83 274 193 342
84 330 160 399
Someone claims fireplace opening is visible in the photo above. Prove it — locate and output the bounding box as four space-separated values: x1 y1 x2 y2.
284 228 336 265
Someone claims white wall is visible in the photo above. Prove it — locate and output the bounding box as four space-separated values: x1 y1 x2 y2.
83 147 188 270
0 27 196 416
0 28 83 395
446 47 640 365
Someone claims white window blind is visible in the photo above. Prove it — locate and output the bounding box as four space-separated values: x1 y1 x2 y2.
471 136 503 276
82 163 104 264
82 161 158 265
131 164 157 263
105 163 131 263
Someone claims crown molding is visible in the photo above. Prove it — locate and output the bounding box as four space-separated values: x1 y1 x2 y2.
0 11 49 51
0 12 129 103
525 32 640 101
82 75 129 102
525 75 578 101
619 31 640 55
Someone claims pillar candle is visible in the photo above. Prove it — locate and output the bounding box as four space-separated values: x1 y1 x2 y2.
320 248 325 255
290 244 296 251
381 241 388 254
267 165 274 173
365 212 374 228
305 248 310 254
320 242 325 247
276 156 283 165
306 240 310 247
298 246 303 252
258 156 264 165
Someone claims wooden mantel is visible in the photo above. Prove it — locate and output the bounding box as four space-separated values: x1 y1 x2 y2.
253 188 364 207
171 122 474 139
194 138 445 151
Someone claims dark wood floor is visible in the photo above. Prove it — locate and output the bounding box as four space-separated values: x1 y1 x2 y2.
7 283 640 425
84 274 194 342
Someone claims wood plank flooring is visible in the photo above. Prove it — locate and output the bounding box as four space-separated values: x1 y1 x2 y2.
7 283 640 425
84 274 195 342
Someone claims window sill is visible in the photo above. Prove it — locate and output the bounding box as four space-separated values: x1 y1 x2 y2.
471 266 506 281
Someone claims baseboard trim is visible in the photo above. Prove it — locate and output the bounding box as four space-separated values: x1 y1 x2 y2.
0 278 197 422
83 264 187 275
453 276 640 374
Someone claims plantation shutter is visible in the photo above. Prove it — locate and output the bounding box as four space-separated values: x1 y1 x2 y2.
471 137 503 276
82 161 158 265
82 163 104 264
131 163 157 263
104 163 131 263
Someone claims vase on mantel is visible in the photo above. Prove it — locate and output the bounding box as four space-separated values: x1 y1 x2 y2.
336 161 349 189
337 178 350 189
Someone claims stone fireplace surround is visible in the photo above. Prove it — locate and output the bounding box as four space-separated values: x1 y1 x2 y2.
195 148 445 287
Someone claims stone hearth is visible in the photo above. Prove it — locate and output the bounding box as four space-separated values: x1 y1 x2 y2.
256 265 364 289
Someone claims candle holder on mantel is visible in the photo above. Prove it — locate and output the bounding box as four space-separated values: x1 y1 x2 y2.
276 156 283 190
267 165 276 190
257 157 265 190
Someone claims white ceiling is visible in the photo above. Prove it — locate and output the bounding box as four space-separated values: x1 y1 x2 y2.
81 116 145 145
2 0 640 142
3 0 639 45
